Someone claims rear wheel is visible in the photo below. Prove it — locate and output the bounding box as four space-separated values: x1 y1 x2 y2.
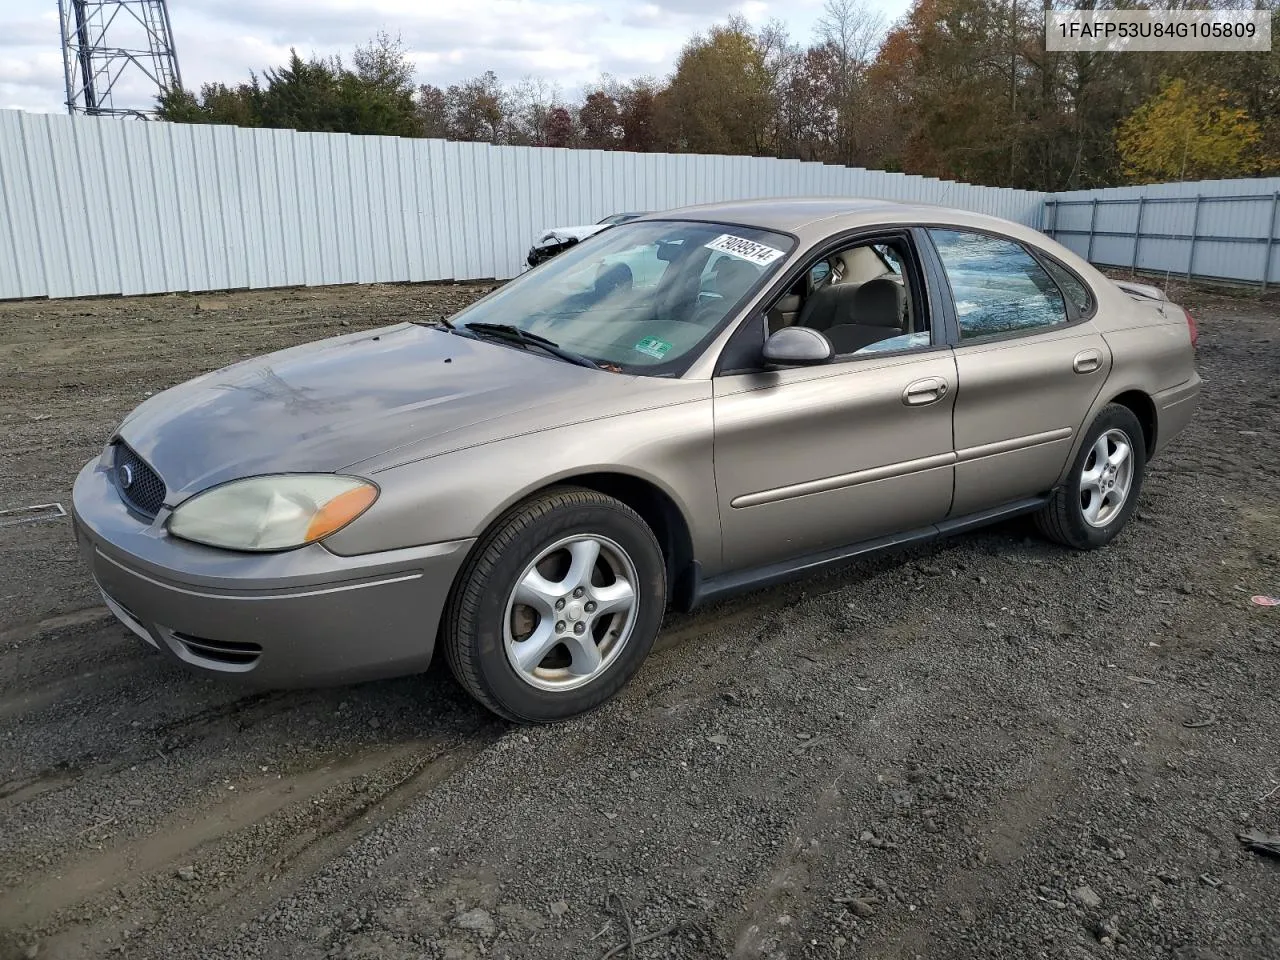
1035 403 1146 550
442 487 666 722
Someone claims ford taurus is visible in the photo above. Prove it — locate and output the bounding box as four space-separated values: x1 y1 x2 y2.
72 199 1201 722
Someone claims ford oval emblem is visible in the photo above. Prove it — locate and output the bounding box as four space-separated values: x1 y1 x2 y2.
119 463 135 490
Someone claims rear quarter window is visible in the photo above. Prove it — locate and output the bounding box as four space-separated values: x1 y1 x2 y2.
1041 258 1093 316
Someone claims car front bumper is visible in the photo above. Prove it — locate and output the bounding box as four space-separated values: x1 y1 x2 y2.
71 458 474 687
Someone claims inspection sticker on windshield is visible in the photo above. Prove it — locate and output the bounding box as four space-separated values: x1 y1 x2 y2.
634 336 673 360
705 234 784 266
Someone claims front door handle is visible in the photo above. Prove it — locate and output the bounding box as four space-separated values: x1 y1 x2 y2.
1073 349 1102 374
903 377 948 406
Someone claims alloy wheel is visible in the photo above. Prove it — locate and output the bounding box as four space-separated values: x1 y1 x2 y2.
502 535 639 691
1079 428 1135 528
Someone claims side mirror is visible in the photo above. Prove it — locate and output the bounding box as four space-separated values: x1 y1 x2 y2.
762 326 834 367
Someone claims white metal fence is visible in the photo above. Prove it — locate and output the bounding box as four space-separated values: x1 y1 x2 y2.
6 110 1278 301
0 110 1046 301
1045 178 1280 289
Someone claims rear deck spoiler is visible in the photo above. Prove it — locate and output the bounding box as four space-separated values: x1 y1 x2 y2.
1113 279 1167 302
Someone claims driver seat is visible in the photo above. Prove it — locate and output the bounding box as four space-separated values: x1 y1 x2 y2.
594 262 633 297
708 258 759 300
797 277 905 354
687 258 761 327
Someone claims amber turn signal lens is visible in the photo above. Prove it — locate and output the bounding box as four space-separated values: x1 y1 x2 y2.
305 485 378 542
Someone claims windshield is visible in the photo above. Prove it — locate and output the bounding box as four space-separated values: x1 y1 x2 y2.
451 220 795 374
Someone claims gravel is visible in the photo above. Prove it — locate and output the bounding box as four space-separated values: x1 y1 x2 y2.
1 280 1277 960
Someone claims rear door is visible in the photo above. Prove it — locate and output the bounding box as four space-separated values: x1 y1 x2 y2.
925 228 1112 517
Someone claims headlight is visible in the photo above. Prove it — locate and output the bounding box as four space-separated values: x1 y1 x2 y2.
167 475 378 552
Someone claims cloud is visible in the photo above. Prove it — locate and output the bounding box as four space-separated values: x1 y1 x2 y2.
0 15 58 51
637 0 746 14
0 0 909 114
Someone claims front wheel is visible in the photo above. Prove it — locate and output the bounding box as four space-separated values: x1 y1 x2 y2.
1035 403 1147 550
442 487 666 722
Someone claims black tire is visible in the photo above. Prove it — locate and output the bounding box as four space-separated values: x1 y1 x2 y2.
442 487 666 723
1035 403 1147 550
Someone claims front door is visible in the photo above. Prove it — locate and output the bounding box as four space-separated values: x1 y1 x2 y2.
711 232 957 574
713 353 958 572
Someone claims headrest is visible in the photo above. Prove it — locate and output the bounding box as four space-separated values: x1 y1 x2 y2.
853 277 904 327
712 258 759 295
595 262 633 294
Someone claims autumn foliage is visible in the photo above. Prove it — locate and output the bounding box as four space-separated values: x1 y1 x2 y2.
1117 79 1270 184
157 2 1280 190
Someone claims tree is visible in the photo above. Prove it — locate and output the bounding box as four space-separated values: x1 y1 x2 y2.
660 16 779 156
1182 9 1280 167
579 90 621 149
157 82 260 127
545 107 574 147
774 42 833 161
618 80 659 152
352 32 415 91
417 84 450 139
342 32 420 137
255 52 346 133
814 0 885 165
505 76 568 145
448 71 508 143
1117 78 1270 183
159 37 420 138
335 75 419 137
151 7 1280 190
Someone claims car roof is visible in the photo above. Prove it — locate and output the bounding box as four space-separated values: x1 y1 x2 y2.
646 197 1034 243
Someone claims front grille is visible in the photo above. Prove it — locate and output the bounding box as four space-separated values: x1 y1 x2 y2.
112 443 166 518
170 632 263 668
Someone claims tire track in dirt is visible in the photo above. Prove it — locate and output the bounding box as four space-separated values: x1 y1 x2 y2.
0 765 79 807
0 609 109 646
730 771 851 959
1 729 499 959
0 690 303 820
860 737 1080 960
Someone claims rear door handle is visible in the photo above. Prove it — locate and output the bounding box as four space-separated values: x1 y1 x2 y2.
1073 349 1102 374
903 377 948 406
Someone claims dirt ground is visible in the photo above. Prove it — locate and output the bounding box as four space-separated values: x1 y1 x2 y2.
0 280 1277 960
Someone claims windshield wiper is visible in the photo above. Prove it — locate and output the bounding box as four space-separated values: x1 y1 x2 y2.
460 322 600 369
410 316 455 329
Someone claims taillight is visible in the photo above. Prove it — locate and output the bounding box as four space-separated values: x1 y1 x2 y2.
1182 307 1198 348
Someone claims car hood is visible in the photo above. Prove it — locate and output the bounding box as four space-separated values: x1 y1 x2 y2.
115 323 672 499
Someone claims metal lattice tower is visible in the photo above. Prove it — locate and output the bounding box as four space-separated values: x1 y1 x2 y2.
57 0 183 118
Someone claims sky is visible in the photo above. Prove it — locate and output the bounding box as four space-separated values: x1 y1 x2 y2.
0 0 911 115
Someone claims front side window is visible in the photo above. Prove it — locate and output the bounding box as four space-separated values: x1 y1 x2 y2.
929 229 1069 339
453 220 793 374
762 235 928 358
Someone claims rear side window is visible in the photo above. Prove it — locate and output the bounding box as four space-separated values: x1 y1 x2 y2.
929 229 1069 339
1041 258 1092 315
